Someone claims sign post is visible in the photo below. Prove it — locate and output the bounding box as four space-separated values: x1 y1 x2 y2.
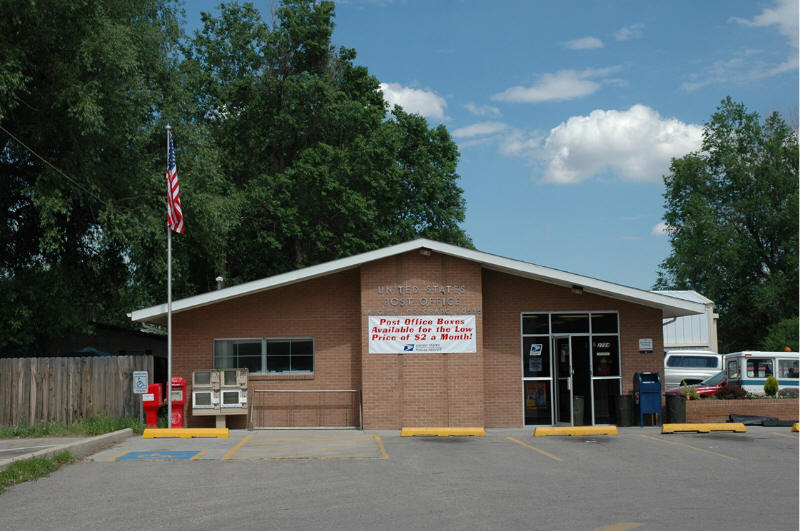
133 371 149 427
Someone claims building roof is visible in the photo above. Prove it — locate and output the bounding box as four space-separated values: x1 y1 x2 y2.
130 239 706 324
652 290 713 305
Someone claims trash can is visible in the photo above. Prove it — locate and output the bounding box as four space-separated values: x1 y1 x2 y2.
614 394 634 427
666 394 686 423
573 395 584 426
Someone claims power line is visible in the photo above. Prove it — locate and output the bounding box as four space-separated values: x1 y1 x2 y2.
0 124 108 205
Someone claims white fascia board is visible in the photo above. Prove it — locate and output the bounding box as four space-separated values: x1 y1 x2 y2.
420 240 706 318
130 238 705 323
129 240 427 322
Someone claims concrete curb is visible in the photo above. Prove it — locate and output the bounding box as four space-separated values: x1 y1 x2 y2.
0 428 134 472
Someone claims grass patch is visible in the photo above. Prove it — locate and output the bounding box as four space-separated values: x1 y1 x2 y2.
0 414 143 438
0 451 75 495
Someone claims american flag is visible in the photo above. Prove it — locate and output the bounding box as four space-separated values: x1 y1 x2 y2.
166 134 184 233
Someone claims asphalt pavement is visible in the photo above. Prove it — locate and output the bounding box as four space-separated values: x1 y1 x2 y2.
0 426 797 530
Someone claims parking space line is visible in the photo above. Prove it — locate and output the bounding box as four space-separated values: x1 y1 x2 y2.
771 432 798 439
190 450 208 460
374 435 389 459
506 436 562 461
221 434 253 461
592 523 643 531
640 434 736 460
109 450 130 462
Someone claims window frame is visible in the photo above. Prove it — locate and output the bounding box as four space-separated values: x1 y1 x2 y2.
213 337 315 375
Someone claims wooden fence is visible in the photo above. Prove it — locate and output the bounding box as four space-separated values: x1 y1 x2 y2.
0 355 153 426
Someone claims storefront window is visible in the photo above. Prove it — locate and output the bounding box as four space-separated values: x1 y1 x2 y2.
522 314 549 334
551 313 589 333
524 380 552 425
523 337 551 378
590 313 618 334
592 336 620 377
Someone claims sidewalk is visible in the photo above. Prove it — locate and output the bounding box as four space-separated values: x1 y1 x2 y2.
0 429 134 471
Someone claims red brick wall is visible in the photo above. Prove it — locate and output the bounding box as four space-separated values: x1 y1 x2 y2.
686 399 799 423
482 270 664 427
360 251 484 429
172 269 361 428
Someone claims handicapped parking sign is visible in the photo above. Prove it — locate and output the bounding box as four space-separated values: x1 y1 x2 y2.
133 371 148 394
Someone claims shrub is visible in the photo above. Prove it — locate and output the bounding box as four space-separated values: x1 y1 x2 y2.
681 386 700 400
764 376 779 397
716 384 748 400
777 387 799 398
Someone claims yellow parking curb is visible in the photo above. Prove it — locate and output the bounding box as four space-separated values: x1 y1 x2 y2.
793 423 798 432
400 427 485 437
142 428 230 439
534 426 618 437
661 423 746 434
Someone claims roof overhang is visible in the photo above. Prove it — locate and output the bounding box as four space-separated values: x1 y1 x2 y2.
129 239 705 324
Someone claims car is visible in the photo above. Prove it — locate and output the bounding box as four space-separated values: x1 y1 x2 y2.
665 370 727 397
663 350 723 390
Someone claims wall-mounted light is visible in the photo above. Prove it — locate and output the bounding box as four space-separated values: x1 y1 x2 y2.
420 248 431 256
571 285 583 295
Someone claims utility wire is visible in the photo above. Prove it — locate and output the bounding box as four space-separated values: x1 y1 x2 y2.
0 123 108 205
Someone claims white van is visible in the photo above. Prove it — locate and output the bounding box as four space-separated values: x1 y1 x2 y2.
725 351 799 395
664 350 723 390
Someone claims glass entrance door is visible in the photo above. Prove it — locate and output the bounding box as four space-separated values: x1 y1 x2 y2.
554 336 592 425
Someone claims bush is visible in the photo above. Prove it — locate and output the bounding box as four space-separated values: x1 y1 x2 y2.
681 386 700 400
764 376 779 397
777 387 799 398
716 385 748 400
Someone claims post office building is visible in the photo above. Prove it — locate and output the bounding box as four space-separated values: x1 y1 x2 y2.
130 239 704 429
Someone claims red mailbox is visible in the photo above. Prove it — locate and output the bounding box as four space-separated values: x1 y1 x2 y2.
142 383 163 427
170 376 186 428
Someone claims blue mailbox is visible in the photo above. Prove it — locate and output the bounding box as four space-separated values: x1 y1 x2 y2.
634 372 662 427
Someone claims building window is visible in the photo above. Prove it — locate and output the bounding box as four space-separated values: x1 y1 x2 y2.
214 338 314 374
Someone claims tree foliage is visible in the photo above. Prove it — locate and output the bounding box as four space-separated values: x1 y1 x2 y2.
1 0 471 354
655 98 798 353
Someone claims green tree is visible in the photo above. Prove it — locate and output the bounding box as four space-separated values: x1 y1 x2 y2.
655 98 798 353
1 0 472 355
183 0 471 285
0 0 199 354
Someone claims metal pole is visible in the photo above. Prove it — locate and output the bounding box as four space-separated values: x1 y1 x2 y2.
166 125 173 428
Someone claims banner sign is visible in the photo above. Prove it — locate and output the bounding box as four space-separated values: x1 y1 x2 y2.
369 315 476 353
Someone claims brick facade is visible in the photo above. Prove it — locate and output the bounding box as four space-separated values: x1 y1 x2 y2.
686 398 799 423
482 270 664 427
170 248 669 429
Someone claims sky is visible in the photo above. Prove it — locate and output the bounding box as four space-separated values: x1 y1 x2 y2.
182 0 798 291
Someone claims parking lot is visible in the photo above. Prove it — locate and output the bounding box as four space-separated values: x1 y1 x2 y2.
1 426 797 530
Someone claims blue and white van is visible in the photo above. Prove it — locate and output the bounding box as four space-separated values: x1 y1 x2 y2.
724 351 799 395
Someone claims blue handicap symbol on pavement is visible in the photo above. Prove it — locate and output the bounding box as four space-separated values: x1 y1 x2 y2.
118 451 201 461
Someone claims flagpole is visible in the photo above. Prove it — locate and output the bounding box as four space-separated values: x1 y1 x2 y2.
166 124 173 429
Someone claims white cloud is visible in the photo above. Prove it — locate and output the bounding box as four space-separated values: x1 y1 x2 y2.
687 1 798 90
492 66 623 103
730 0 798 44
614 23 644 41
452 122 508 139
562 36 604 50
651 222 671 236
379 82 447 120
499 129 545 157
464 102 501 117
497 105 702 184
